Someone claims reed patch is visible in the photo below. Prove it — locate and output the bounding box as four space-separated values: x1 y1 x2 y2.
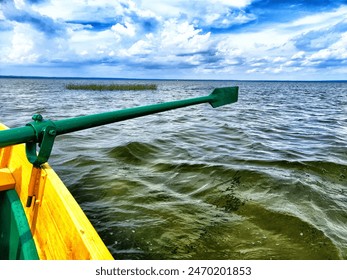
65 83 157 91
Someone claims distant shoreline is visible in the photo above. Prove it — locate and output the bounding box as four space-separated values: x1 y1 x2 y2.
0 75 346 83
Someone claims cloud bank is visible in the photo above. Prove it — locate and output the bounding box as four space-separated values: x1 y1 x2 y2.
1 0 346 79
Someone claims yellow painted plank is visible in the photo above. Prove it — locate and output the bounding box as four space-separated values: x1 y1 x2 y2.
0 123 114 260
0 168 16 191
0 146 12 168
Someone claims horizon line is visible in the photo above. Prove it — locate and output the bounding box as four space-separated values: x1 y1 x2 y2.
0 75 346 83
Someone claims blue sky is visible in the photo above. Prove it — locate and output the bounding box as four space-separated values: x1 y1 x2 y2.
1 0 347 80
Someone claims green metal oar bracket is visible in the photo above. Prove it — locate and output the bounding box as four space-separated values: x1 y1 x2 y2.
26 114 57 168
0 86 238 167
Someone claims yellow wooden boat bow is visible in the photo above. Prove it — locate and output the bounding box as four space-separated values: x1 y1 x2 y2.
0 123 114 260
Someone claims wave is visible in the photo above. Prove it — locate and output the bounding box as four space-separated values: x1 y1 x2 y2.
107 141 161 164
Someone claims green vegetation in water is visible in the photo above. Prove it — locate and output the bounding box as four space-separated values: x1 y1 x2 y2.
65 83 157 91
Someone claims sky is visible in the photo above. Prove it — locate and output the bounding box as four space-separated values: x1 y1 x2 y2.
0 0 347 80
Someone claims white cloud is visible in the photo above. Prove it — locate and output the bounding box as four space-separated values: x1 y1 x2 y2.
112 22 137 40
5 24 38 63
137 0 256 29
291 51 306 60
32 0 126 25
13 0 25 9
134 0 185 18
211 0 253 8
290 5 347 29
32 1 79 20
160 20 211 53
122 39 153 56
309 32 347 60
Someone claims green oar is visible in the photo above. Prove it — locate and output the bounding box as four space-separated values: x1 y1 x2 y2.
0 86 238 167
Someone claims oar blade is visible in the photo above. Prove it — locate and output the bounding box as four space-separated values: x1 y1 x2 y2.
209 86 239 108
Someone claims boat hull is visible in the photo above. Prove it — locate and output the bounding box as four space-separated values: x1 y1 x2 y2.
0 123 113 260
0 189 39 260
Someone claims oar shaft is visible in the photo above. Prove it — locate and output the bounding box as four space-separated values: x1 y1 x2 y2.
0 126 35 148
0 86 238 150
54 95 213 135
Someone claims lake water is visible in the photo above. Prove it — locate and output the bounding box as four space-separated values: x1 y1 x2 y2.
1 77 347 259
